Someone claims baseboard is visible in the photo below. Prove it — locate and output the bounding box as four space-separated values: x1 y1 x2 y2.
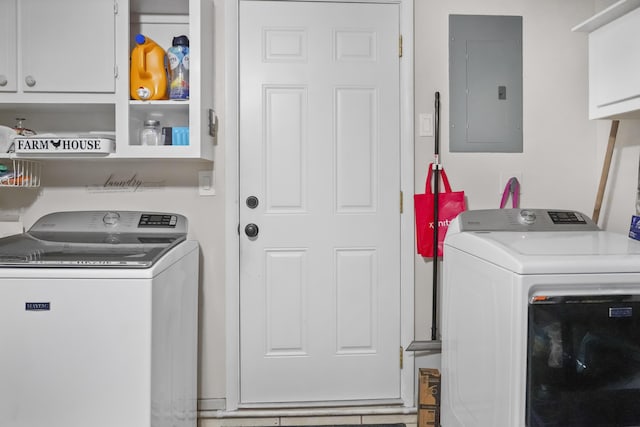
199 398 227 412
199 405 417 419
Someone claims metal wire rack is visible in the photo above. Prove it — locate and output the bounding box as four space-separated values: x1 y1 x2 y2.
0 159 41 188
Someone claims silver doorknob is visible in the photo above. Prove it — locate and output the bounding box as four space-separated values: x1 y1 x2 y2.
25 75 36 87
245 223 259 238
0 76 7 87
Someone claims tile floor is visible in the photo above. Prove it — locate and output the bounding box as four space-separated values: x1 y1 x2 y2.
199 414 417 427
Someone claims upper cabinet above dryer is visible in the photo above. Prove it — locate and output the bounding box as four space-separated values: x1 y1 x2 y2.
573 0 640 119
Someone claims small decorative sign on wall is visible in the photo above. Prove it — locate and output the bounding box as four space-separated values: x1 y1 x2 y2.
86 173 165 193
14 135 115 155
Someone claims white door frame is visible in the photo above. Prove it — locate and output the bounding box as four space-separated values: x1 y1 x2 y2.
224 0 415 411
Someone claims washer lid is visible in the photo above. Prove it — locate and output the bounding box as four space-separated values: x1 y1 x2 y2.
445 230 640 274
0 211 188 268
445 209 640 274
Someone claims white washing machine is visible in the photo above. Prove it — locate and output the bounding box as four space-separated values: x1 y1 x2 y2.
442 208 640 427
0 211 199 427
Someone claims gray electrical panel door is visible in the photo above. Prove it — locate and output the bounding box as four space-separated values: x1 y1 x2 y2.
449 15 523 153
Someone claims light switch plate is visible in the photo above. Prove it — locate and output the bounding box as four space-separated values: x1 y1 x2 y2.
199 171 216 196
419 113 433 137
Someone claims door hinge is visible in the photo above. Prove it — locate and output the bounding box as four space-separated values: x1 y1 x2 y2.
114 65 119 79
399 35 403 58
400 346 404 369
209 109 219 138
400 191 404 214
114 0 118 14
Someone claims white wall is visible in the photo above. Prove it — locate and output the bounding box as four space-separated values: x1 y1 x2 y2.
596 119 640 233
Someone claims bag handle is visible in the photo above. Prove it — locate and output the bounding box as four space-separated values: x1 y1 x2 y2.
425 163 453 194
499 177 520 208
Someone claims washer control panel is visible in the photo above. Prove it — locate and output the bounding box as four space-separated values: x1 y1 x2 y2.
547 210 588 225
138 214 178 228
456 208 598 232
30 211 187 234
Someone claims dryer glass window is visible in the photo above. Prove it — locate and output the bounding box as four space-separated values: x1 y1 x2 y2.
527 295 640 426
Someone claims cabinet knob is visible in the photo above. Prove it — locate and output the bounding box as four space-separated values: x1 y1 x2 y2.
24 75 36 87
0 76 7 87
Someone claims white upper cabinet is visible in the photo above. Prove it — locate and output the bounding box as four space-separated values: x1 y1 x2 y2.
0 0 17 93
20 0 115 93
0 0 215 160
117 0 215 160
573 0 640 119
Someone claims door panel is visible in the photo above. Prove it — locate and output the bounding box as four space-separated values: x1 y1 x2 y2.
265 86 307 211
239 0 401 404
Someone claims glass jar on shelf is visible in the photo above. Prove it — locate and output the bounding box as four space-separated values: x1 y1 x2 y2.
139 119 161 146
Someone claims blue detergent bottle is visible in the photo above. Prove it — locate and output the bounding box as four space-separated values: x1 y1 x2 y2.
167 35 190 100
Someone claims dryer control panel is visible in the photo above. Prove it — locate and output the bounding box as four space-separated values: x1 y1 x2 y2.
454 208 599 232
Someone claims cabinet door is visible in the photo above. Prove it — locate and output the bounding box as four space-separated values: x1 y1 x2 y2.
589 7 640 118
20 0 115 93
0 0 17 92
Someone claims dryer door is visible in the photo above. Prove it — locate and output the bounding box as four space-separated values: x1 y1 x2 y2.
527 295 640 426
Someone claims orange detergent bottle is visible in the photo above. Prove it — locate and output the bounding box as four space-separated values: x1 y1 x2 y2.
130 34 168 100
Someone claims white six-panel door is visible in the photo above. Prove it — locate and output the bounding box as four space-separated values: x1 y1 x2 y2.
239 0 401 404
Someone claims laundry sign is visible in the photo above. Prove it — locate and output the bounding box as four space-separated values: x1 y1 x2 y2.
86 173 165 193
14 136 115 155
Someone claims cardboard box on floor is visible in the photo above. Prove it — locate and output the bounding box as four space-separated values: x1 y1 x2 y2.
418 368 441 427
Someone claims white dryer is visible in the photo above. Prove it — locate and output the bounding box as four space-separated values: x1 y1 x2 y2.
442 209 640 427
0 211 199 427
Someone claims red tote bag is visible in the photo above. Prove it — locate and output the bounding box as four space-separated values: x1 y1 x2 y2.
414 164 466 257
